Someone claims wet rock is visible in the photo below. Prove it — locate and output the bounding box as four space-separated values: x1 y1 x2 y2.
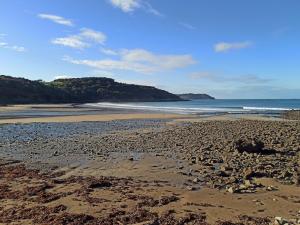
235 139 265 154
186 186 195 191
88 181 112 189
266 186 278 191
193 177 199 183
227 187 236 194
274 217 300 225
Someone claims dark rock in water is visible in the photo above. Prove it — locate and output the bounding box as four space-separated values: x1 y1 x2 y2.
177 93 215 100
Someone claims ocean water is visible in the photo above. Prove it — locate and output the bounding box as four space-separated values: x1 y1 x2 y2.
87 99 300 115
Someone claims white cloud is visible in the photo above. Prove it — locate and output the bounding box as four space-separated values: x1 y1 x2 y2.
80 28 106 44
109 0 141 12
52 28 106 49
10 45 26 52
38 13 74 26
189 71 214 80
214 41 252 52
54 75 72 80
52 35 89 49
63 56 154 73
0 42 8 47
189 72 271 84
143 2 163 17
0 42 26 52
92 70 117 77
101 47 118 55
179 22 196 30
64 49 196 74
120 49 196 70
109 0 162 16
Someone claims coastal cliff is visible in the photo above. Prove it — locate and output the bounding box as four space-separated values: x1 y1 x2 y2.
0 75 182 104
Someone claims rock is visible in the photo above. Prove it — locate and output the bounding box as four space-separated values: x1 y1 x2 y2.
244 180 252 187
186 186 195 191
243 168 255 179
217 170 231 177
227 187 236 194
220 164 232 172
266 186 278 191
192 177 199 183
274 217 300 225
235 138 265 154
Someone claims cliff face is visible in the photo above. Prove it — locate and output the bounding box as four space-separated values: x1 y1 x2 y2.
178 93 215 100
0 75 182 104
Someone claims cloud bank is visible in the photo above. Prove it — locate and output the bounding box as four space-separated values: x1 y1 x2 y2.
64 48 196 74
189 72 271 84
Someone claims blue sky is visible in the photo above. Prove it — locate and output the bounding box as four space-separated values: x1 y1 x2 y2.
0 0 300 98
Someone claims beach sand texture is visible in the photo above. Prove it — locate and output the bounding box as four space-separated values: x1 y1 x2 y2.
0 104 299 224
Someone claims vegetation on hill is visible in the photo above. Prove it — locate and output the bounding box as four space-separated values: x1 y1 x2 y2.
0 75 182 104
178 93 215 100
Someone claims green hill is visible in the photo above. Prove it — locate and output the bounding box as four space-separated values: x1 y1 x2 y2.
0 75 182 104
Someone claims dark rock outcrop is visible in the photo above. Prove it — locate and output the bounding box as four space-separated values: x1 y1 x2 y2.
177 93 215 100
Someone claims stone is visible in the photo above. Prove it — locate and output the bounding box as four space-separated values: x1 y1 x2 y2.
244 180 252 187
243 168 256 179
186 186 195 191
266 186 278 191
227 187 235 194
193 177 199 183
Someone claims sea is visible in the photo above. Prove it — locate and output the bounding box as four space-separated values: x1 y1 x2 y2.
87 99 300 116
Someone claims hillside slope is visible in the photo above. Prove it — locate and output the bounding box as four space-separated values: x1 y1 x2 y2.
0 75 182 104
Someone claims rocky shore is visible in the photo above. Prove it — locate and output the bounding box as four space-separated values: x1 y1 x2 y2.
0 118 299 224
282 110 300 120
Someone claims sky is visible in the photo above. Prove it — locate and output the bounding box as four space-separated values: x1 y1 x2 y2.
0 0 300 99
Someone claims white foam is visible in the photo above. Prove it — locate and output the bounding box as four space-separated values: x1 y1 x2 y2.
242 106 294 111
85 102 247 114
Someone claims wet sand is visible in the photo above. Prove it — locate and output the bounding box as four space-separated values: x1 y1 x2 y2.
0 104 191 124
0 104 299 224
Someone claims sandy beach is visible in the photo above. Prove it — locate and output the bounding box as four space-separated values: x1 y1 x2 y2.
0 104 299 224
0 104 191 124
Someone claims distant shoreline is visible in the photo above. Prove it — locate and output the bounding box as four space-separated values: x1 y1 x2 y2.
0 103 290 124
